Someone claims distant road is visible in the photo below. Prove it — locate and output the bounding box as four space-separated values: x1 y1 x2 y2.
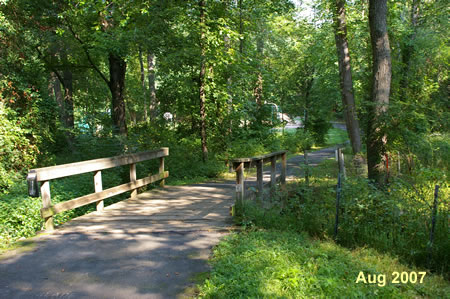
330 121 347 130
280 119 347 131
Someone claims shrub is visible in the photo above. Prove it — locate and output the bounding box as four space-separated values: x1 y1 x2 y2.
0 103 38 192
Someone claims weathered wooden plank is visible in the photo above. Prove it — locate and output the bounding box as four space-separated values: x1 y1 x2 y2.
40 171 169 218
256 160 263 196
41 180 54 231
31 148 169 182
94 171 103 211
130 163 137 198
235 162 244 204
270 156 276 188
231 150 288 163
337 148 346 178
159 157 165 187
281 152 286 185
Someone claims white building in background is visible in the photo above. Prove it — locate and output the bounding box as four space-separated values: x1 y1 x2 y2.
163 112 173 121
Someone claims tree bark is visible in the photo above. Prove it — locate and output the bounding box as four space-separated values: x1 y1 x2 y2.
224 33 233 137
367 0 392 184
400 0 420 93
199 0 208 162
62 68 74 129
254 29 264 106
52 72 64 121
108 53 128 136
239 0 244 54
333 0 362 154
138 48 147 122
302 76 314 133
51 70 74 147
147 52 157 120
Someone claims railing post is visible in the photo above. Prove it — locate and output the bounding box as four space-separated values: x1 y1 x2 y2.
305 149 309 185
41 181 54 231
94 171 104 211
235 162 244 205
159 157 165 187
270 156 276 188
281 152 287 186
130 164 137 198
338 148 346 179
256 159 263 198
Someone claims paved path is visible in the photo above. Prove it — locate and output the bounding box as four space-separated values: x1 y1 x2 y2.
0 184 235 299
0 147 339 299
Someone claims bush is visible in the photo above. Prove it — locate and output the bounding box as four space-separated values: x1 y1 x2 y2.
282 129 313 153
310 116 331 145
0 104 38 192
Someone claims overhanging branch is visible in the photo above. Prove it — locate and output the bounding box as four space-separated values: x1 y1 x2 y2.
66 21 110 86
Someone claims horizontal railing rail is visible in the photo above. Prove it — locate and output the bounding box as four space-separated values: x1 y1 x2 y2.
26 148 169 231
231 150 287 207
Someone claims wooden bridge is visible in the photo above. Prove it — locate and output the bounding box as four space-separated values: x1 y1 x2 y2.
1 147 337 298
25 147 287 233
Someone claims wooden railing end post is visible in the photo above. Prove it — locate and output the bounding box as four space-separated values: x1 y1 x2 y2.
94 170 104 211
40 180 54 231
130 163 137 198
256 159 263 198
281 152 287 185
159 157 165 187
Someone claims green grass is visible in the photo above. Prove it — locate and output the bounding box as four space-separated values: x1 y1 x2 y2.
198 230 450 298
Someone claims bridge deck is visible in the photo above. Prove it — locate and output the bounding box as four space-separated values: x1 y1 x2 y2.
55 182 235 235
0 183 235 299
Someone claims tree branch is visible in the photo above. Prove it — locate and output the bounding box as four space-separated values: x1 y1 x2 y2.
35 46 66 89
66 21 110 86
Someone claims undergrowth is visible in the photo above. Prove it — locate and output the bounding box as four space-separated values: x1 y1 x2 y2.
198 230 450 298
235 155 449 278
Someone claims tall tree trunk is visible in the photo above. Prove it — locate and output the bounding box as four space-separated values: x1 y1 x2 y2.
51 71 74 148
224 33 233 137
108 53 128 136
138 48 147 121
58 50 74 131
239 0 244 54
52 72 64 121
302 76 314 133
199 0 208 162
400 0 420 93
62 69 74 129
254 32 264 106
333 0 362 154
254 73 263 105
367 0 392 184
147 52 157 120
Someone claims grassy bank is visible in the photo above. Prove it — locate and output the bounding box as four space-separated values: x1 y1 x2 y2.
197 230 450 298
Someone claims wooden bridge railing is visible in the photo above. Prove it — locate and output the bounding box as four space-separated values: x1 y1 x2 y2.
232 150 287 205
26 148 169 231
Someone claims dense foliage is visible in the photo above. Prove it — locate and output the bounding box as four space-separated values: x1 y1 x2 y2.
1 0 447 172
